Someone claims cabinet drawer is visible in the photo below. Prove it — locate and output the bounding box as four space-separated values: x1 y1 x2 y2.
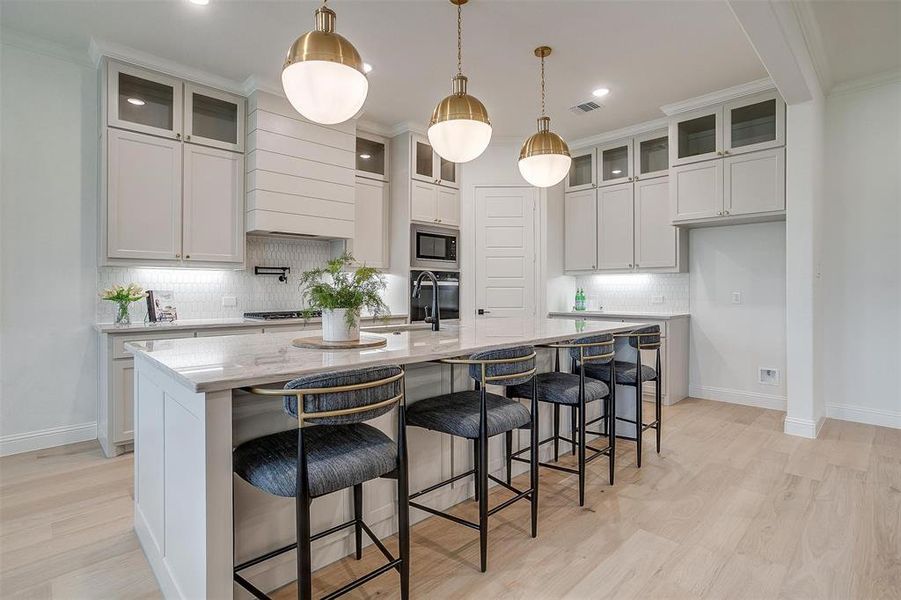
112 330 195 359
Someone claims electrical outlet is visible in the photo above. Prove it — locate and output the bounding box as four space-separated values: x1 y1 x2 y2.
759 368 779 386
222 296 237 308
732 291 742 304
651 295 665 305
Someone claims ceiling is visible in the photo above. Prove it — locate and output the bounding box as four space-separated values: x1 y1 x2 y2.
0 0 769 139
806 0 901 88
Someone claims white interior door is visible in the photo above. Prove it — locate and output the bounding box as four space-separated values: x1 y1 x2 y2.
474 187 537 318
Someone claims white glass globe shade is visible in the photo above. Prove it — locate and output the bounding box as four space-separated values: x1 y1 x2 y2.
427 119 492 164
282 60 368 125
518 153 572 188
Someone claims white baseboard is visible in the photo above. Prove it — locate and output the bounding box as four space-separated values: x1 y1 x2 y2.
0 422 97 457
783 416 825 439
827 403 901 430
688 384 786 411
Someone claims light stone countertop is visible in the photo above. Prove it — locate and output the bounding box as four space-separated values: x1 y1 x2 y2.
126 317 642 393
94 314 409 334
548 311 690 320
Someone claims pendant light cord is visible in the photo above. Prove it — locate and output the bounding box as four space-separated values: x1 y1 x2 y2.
540 53 546 118
457 1 463 76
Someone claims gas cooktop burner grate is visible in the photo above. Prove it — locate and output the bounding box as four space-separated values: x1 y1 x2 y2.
243 310 321 321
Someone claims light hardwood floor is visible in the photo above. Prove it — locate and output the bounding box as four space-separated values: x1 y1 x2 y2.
1 398 899 599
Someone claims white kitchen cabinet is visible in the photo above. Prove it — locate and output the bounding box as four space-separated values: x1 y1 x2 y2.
669 105 723 166
110 359 134 444
725 147 785 216
634 129 669 180
106 128 183 261
723 91 785 156
351 177 390 268
565 147 597 192
597 138 633 187
107 60 183 140
410 179 459 227
410 133 459 189
596 182 634 269
184 83 245 153
356 134 388 182
635 177 676 269
564 189 598 271
182 144 245 263
671 159 723 222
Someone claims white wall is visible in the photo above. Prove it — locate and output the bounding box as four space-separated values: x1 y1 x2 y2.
1 36 100 453
688 223 787 409
820 76 901 429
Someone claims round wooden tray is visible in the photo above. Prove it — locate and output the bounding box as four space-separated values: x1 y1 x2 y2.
292 334 388 350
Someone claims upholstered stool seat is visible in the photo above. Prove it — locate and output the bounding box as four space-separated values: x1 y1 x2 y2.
234 423 397 498
508 371 610 405
585 361 657 385
406 391 531 439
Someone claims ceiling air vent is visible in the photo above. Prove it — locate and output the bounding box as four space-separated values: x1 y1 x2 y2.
570 101 601 115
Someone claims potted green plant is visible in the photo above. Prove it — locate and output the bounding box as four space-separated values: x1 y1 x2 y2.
101 283 145 326
299 253 389 342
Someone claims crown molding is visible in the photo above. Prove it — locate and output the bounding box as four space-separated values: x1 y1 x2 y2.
385 121 427 138
828 68 901 98
569 116 669 150
240 74 284 99
355 119 394 137
791 0 833 95
89 37 246 95
1 27 92 67
659 77 775 116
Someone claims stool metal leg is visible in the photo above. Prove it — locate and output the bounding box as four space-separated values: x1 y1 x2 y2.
478 387 489 573
570 406 577 456
296 429 313 600
635 380 643 469
609 370 617 485
353 484 363 560
397 399 411 600
578 368 587 507
473 439 480 502
656 350 662 454
553 404 560 462
505 431 513 485
530 375 539 538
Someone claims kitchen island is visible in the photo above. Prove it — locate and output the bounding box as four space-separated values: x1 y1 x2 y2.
127 317 640 599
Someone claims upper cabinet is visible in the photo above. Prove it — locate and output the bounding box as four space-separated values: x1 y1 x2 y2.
566 129 669 193
184 83 244 152
411 134 459 189
598 139 633 187
723 91 785 156
565 148 596 192
356 134 388 181
634 129 669 180
670 107 722 166
108 62 183 140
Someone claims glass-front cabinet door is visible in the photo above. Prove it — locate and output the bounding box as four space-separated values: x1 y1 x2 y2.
565 148 596 192
598 138 633 187
438 156 459 189
411 134 436 183
356 136 388 181
724 91 785 155
634 129 669 180
184 84 244 152
669 107 722 166
108 61 183 140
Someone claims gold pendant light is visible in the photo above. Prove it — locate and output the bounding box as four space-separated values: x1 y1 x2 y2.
518 46 571 188
282 0 368 125
428 0 492 164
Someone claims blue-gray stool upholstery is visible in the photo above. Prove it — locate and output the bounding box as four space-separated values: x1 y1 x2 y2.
406 390 531 438
507 371 609 405
233 423 396 498
584 361 657 384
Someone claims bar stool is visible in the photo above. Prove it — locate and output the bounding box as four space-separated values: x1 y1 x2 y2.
585 325 662 467
232 366 410 600
506 334 616 506
405 346 538 573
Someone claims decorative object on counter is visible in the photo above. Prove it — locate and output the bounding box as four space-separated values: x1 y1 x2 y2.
428 0 492 163
145 290 178 323
253 266 290 283
518 46 571 188
282 0 368 125
291 334 388 350
574 288 587 311
100 283 145 326
299 253 388 342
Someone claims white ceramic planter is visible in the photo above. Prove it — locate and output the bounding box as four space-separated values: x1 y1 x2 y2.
321 308 360 342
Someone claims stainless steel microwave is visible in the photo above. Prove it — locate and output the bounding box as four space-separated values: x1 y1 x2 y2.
410 224 459 270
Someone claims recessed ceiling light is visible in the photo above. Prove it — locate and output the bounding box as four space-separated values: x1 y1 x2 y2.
611 169 622 175
359 154 371 159
592 87 610 98
363 63 373 74
188 0 210 5
127 97 146 106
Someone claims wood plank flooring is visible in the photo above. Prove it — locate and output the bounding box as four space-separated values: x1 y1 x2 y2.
1 398 899 599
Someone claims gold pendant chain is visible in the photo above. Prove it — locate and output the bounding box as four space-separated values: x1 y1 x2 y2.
457 1 463 76
540 53 546 118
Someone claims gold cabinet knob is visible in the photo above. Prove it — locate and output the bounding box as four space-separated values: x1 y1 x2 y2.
185 255 191 259
176 133 181 139
175 253 181 258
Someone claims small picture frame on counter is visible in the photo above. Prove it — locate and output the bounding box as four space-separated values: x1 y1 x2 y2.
146 290 177 323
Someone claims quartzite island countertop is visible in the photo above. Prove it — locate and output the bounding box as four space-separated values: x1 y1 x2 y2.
126 317 643 394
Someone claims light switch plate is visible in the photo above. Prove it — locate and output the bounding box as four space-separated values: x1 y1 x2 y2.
759 368 779 385
222 296 237 307
732 292 742 304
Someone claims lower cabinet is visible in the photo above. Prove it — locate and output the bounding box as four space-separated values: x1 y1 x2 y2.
565 176 684 273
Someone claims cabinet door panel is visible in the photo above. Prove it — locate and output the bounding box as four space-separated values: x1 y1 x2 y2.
437 187 460 226
410 180 438 223
565 148 597 192
598 139 633 187
438 156 459 189
671 160 723 222
108 61 182 139
356 136 388 181
107 129 182 260
669 107 722 166
724 91 784 155
184 83 244 152
725 148 785 216
353 177 389 267
183 145 244 263
411 134 435 183
635 177 676 269
597 182 634 270
564 190 597 271
634 129 669 180
112 359 134 444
